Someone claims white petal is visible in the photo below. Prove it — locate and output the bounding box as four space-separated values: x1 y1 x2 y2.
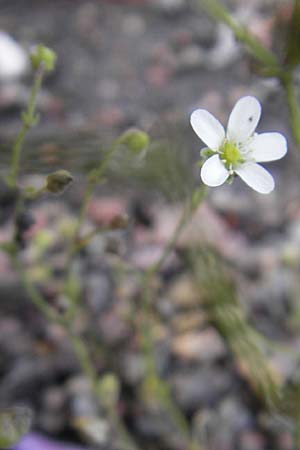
0 32 28 80
190 109 225 150
227 96 261 143
201 154 229 187
235 162 274 194
250 132 287 162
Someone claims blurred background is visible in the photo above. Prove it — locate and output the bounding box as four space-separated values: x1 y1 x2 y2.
1 1 300 450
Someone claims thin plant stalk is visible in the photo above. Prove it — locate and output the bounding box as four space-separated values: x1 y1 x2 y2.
8 65 45 187
197 0 278 68
63 137 123 315
281 74 300 146
139 188 207 450
198 0 300 150
70 332 139 450
14 256 139 450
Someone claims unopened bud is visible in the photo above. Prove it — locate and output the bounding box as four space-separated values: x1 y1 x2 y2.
119 128 150 153
46 170 73 194
97 374 120 408
200 147 214 160
0 406 33 449
109 214 129 229
30 45 57 72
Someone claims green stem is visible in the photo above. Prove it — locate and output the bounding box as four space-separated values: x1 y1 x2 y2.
197 0 278 69
139 188 207 450
12 252 65 326
14 251 139 450
150 202 193 274
282 74 300 147
68 332 99 386
63 137 123 313
8 65 45 187
70 136 123 254
69 330 139 450
294 411 300 450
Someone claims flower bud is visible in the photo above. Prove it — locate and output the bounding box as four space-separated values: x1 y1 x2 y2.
97 374 120 408
30 45 57 72
0 406 33 449
46 170 73 194
109 214 129 230
119 128 150 153
200 147 214 160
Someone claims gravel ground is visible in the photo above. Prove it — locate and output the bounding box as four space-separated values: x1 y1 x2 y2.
1 1 300 450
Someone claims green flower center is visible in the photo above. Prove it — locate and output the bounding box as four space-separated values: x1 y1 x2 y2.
220 141 244 169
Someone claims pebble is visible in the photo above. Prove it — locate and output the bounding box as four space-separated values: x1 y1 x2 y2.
151 0 186 15
193 398 253 450
238 430 266 450
170 366 232 412
171 328 227 363
85 272 112 313
166 274 199 307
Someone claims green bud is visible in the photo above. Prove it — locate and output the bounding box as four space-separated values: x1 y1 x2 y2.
30 45 57 72
109 214 129 229
225 174 235 184
21 111 40 127
200 147 215 160
97 374 120 408
46 170 73 194
119 128 150 153
0 407 33 449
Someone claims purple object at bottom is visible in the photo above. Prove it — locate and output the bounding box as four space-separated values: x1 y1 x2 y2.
13 433 94 450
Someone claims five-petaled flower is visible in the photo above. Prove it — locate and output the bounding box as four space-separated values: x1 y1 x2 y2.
190 96 287 194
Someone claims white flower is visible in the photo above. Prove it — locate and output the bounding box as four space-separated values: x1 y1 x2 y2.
190 96 287 194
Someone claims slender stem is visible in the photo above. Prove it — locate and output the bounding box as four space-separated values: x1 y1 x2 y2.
69 137 123 256
68 332 99 386
150 202 192 274
12 252 66 326
139 188 207 450
68 329 139 450
197 0 278 69
282 74 300 147
74 226 110 251
8 65 45 187
63 138 123 314
14 250 139 450
294 413 300 450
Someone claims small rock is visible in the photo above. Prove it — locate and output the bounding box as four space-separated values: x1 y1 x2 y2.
144 64 172 88
167 274 199 308
205 25 240 70
193 398 253 450
119 352 146 385
176 45 204 72
134 408 186 449
172 328 226 362
238 430 266 450
39 386 67 433
86 273 112 313
151 0 186 15
170 310 207 333
171 366 232 411
122 14 146 37
87 197 127 226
